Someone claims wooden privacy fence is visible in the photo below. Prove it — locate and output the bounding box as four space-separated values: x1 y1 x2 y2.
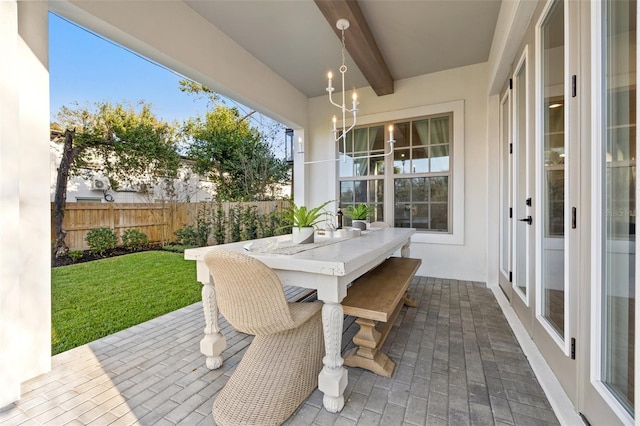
52 201 288 251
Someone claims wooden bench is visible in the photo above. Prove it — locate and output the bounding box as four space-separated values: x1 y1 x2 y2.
341 257 421 377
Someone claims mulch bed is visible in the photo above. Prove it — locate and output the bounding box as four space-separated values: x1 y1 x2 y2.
52 244 164 268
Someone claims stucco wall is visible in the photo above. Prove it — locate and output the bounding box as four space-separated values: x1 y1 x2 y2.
306 63 490 282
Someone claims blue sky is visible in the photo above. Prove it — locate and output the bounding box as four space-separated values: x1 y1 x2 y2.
48 11 286 151
48 13 214 125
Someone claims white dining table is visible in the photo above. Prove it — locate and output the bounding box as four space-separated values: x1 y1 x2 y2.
184 227 415 413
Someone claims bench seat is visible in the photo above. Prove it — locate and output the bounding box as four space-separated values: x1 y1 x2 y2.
341 257 421 377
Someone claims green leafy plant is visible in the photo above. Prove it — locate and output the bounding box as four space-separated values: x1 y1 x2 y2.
68 250 84 262
278 200 333 230
259 207 285 238
343 204 373 221
85 228 118 255
241 205 259 241
121 229 149 248
175 209 211 247
213 203 226 245
230 205 242 242
175 225 198 246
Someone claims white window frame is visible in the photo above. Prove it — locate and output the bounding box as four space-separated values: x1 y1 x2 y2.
589 0 637 423
339 100 464 245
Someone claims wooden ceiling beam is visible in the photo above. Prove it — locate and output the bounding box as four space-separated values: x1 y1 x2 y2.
314 0 394 96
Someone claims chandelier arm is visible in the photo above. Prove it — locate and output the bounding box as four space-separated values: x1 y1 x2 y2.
328 97 343 110
343 120 357 135
362 150 394 159
300 141 394 165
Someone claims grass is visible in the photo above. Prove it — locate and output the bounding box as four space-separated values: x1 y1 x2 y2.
51 250 201 355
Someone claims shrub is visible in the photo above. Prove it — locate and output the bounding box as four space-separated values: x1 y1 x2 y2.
175 215 210 247
240 205 258 241
213 203 226 245
86 228 118 255
175 225 199 247
122 229 149 248
68 250 84 262
229 206 241 243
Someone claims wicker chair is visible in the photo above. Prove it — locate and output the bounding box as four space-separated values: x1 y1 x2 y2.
203 249 324 426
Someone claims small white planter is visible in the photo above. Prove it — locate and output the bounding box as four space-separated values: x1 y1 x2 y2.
351 220 368 231
292 227 315 244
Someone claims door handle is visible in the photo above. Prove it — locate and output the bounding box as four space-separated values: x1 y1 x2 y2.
518 216 532 225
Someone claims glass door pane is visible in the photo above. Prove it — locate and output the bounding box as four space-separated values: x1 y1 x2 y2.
601 0 636 414
541 0 566 337
500 92 512 279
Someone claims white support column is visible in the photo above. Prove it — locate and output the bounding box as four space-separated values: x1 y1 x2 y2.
0 0 23 408
0 0 51 409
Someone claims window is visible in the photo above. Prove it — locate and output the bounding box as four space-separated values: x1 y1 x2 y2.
338 125 385 224
336 100 464 244
393 115 452 231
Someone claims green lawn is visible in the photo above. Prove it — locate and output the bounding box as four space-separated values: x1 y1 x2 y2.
51 251 201 355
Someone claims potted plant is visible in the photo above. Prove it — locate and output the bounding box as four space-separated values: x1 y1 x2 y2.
278 200 333 244
344 204 373 230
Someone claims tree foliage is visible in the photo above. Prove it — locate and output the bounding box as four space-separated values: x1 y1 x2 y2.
178 79 219 106
54 101 181 187
184 105 289 201
51 101 181 257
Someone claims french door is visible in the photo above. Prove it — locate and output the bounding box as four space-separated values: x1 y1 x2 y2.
499 42 534 330
581 0 637 423
531 0 580 404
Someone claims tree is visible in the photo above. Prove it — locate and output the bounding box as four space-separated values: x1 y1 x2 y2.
51 101 181 257
184 105 290 201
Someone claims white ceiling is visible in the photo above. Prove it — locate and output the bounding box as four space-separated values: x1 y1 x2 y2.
184 0 502 98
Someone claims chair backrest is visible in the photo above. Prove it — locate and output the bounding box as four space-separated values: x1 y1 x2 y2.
203 249 296 335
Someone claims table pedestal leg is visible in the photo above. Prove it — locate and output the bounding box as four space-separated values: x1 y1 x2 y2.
200 280 226 369
401 239 411 258
318 301 347 413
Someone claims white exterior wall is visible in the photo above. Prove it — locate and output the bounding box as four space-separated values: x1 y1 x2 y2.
307 63 490 282
0 1 51 409
49 145 215 203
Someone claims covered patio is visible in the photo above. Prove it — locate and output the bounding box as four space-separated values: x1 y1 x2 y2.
3 0 637 423
0 278 562 425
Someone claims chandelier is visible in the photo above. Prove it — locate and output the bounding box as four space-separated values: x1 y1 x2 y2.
299 19 395 165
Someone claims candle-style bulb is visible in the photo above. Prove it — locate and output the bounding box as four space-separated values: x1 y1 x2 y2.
352 91 357 101
332 116 337 132
388 124 394 140
327 71 333 80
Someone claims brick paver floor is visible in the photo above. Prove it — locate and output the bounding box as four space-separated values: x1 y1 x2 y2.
0 278 559 425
